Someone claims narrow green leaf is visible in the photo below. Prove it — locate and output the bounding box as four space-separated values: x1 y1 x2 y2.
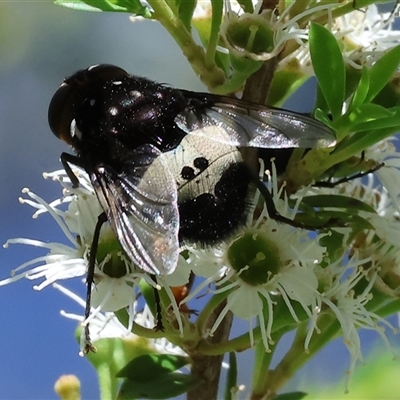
301 194 376 213
309 23 345 119
118 372 199 399
139 279 158 318
372 75 400 108
315 84 330 115
54 0 151 16
332 125 400 161
295 210 375 231
345 108 400 133
348 67 370 109
117 354 190 379
273 391 307 400
178 0 197 31
313 108 334 128
353 0 394 7
365 44 400 103
319 229 348 262
55 0 123 11
344 65 363 101
347 103 395 124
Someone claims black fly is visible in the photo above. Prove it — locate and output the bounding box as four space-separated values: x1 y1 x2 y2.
48 64 336 352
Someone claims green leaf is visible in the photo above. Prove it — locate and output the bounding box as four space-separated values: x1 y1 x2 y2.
319 229 347 263
332 124 400 161
270 295 312 331
117 354 190 379
315 82 330 115
117 353 196 399
353 0 394 7
177 0 196 31
273 392 307 400
313 108 334 128
365 44 400 103
139 279 158 318
309 23 345 119
347 103 395 125
301 194 376 213
344 65 363 102
118 372 199 399
54 0 152 16
295 210 375 231
332 106 400 144
343 107 400 134
319 155 381 181
267 67 308 107
348 67 370 109
372 74 400 108
309 347 400 399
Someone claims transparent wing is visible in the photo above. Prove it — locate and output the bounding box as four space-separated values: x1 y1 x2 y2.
175 92 336 149
90 144 179 275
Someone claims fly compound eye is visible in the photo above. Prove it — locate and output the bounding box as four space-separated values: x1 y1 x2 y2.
70 119 82 141
85 64 129 82
48 64 129 146
48 81 76 145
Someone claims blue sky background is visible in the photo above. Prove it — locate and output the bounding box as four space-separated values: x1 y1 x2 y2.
0 2 399 399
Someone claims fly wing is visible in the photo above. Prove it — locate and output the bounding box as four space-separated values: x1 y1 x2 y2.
90 144 179 275
175 92 336 149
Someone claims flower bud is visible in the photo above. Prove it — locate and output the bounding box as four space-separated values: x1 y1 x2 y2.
54 375 81 400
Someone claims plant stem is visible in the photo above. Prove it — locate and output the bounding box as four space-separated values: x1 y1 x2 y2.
187 301 234 400
251 339 275 396
205 0 223 66
372 298 400 318
148 0 226 89
264 314 340 394
242 58 278 104
97 361 118 400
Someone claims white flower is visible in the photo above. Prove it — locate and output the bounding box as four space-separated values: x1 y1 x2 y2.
2 170 148 323
185 165 326 351
219 1 327 62
54 283 186 357
364 138 400 214
2 168 191 353
279 4 400 76
54 282 135 342
314 256 396 391
333 4 400 69
1 184 89 289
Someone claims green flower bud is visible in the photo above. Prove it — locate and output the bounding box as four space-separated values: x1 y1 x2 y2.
221 11 281 61
227 232 281 285
96 230 128 278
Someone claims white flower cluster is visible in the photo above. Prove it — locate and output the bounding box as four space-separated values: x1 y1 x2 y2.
3 141 400 384
3 1 400 389
201 1 400 76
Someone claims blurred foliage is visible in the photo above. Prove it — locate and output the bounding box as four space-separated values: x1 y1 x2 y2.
308 346 400 399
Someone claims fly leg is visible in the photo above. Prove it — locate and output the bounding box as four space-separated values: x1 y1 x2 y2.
82 212 108 354
251 174 342 230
